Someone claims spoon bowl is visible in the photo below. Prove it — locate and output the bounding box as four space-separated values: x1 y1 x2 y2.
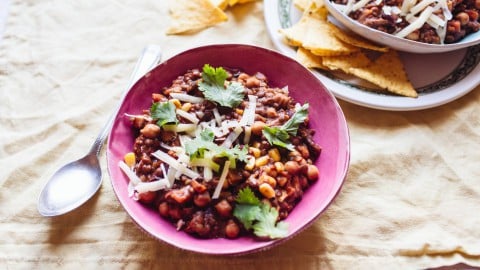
37 45 162 217
38 154 102 216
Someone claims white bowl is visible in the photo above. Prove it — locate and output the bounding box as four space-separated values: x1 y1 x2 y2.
324 1 480 54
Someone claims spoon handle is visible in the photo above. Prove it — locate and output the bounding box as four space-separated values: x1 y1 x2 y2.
89 45 163 156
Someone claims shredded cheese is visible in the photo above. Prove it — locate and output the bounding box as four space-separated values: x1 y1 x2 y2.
163 123 197 133
134 179 169 194
176 109 199 124
118 160 141 185
396 6 434 38
151 150 200 179
213 108 222 126
212 160 231 199
169 93 204 103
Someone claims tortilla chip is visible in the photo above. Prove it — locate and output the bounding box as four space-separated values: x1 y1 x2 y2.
348 50 417 97
210 0 230 10
294 0 325 11
279 12 359 56
166 0 228 35
296 47 329 70
330 23 389 52
321 51 372 71
229 0 256 6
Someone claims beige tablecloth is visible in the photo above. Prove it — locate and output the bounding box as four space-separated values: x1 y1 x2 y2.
1 1 479 269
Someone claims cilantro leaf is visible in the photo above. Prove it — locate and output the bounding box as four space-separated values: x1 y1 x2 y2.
184 128 248 169
150 101 178 127
184 129 217 159
252 204 289 239
262 126 294 150
262 103 309 151
198 64 245 108
233 204 261 230
233 187 289 239
282 103 309 136
235 186 261 205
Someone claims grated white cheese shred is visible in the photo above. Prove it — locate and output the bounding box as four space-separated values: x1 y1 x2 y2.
222 126 243 148
134 179 169 194
176 109 199 124
163 123 197 133
160 163 170 187
212 160 231 199
118 160 141 186
152 150 200 179
169 93 204 103
243 126 252 145
124 113 152 122
212 108 222 126
203 166 213 181
166 167 177 186
396 6 434 38
239 95 257 126
352 0 371 11
409 0 436 16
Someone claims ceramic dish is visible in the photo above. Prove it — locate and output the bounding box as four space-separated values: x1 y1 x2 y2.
324 0 480 54
264 0 480 111
107 44 350 255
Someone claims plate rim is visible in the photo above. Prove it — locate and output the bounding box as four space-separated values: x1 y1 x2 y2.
263 0 480 111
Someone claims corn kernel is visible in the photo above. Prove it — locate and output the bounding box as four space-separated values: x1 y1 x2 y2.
252 141 261 148
259 183 275 199
169 99 181 108
255 155 269 168
245 156 256 171
181 102 192 111
235 108 244 115
124 152 136 167
249 147 261 158
268 148 281 162
260 173 277 188
274 161 284 172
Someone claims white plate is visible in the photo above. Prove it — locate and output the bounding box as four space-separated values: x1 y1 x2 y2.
264 0 480 111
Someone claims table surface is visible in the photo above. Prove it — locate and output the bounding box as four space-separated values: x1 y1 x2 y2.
0 1 479 269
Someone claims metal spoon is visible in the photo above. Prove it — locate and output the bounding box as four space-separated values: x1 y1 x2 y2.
38 45 162 217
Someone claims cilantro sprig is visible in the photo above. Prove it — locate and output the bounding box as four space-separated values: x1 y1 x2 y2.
198 64 245 108
184 129 248 169
233 187 289 239
262 103 309 151
150 101 178 127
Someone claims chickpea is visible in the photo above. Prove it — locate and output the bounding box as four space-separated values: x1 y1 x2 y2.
266 107 278 118
137 191 156 204
285 161 300 174
158 202 169 217
168 206 182 220
246 76 260 88
456 12 470 25
131 116 146 129
225 220 240 239
251 121 266 135
193 191 211 208
297 145 310 159
215 199 232 217
140 123 161 138
238 73 249 81
306 165 319 181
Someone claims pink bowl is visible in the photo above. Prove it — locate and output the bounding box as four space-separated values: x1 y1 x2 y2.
107 44 350 255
